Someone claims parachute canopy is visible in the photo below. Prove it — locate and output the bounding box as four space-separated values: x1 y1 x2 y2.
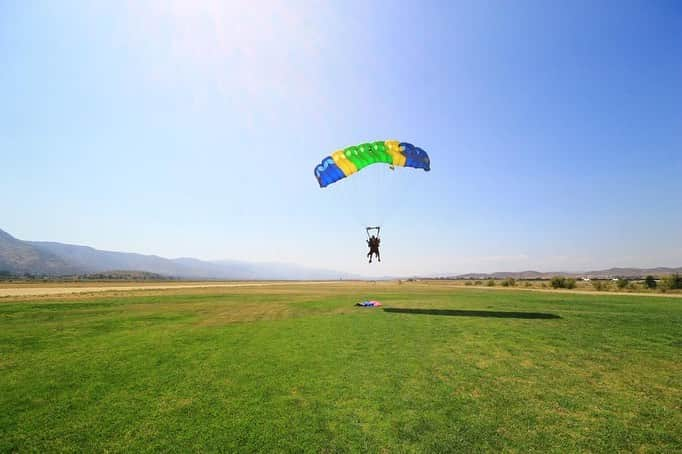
314 140 430 188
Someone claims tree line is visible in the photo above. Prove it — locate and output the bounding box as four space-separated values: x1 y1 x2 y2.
461 273 682 292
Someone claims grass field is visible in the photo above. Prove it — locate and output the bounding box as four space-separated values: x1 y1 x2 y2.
1 282 680 452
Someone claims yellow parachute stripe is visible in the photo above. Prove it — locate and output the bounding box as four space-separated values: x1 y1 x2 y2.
331 149 357 176
384 140 406 167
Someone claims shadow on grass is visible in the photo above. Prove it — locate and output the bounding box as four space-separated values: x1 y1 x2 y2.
383 308 561 319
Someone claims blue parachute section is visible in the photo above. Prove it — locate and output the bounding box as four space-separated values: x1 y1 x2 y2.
314 157 345 188
400 143 430 171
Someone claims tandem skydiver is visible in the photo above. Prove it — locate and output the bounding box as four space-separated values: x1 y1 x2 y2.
367 235 381 263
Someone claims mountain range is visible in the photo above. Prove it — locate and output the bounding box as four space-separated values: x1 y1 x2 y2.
0 228 356 280
451 268 682 280
1 228 679 280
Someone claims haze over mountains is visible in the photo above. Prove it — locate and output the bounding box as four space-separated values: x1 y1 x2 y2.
1 228 679 280
0 228 356 280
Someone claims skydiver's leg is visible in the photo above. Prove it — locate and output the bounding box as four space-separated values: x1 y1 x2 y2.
377 250 381 262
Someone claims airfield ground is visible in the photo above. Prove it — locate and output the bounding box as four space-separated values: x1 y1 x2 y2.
1 281 680 451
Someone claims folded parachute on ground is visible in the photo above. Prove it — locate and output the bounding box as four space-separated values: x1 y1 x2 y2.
314 140 430 188
356 301 383 307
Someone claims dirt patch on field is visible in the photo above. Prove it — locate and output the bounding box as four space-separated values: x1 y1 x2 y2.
194 301 294 326
0 281 338 299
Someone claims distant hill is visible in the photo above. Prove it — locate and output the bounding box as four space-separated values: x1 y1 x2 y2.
452 267 682 280
454 270 547 280
0 229 83 275
80 270 174 280
0 228 357 280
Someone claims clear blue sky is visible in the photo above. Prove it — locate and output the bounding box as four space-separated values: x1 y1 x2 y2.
2 1 681 276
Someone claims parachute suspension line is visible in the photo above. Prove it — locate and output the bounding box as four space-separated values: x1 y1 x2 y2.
373 164 381 227
342 164 370 233
371 162 391 230
366 226 380 238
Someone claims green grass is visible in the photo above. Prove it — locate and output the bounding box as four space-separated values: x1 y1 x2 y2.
1 283 681 452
